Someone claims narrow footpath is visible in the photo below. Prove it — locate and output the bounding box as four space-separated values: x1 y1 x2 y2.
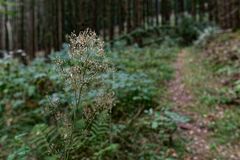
169 50 214 160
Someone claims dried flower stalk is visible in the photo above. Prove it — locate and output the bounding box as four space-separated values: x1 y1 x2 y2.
49 29 114 159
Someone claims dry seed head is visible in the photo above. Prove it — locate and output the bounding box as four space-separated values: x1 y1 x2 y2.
53 29 114 125
68 29 104 58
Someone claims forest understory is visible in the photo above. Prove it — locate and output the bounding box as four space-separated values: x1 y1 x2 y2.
1 5 240 158
168 30 240 159
1 30 239 160
169 48 240 160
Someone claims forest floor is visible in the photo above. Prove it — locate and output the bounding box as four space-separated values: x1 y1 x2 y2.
168 49 240 160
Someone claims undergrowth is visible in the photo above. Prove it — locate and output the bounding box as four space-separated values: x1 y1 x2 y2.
181 31 240 158
0 30 185 159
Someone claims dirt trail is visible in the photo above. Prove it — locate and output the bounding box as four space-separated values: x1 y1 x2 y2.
169 50 212 160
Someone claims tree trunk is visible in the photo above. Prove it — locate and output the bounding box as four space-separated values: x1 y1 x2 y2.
127 0 132 33
161 0 171 25
155 0 159 26
109 0 114 42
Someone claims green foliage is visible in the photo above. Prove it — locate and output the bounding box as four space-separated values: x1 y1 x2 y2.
0 0 17 16
105 45 178 119
234 80 240 94
146 109 189 146
114 26 179 47
209 109 240 144
0 37 182 159
105 72 157 117
0 58 60 111
0 58 61 159
6 134 30 160
110 108 185 160
104 45 184 159
164 111 190 124
148 110 177 141
27 124 59 158
195 31 240 154
176 15 213 45
203 32 240 105
45 30 114 159
194 26 221 48
109 45 177 81
24 112 113 159
177 15 198 44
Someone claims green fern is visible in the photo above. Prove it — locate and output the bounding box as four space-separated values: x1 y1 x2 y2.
91 111 110 139
27 124 61 158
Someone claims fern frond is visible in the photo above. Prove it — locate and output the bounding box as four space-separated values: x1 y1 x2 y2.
90 111 110 139
27 124 61 157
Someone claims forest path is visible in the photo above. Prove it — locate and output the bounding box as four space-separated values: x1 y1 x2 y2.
168 49 214 160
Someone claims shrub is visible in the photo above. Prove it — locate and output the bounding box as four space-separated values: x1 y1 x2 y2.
176 15 213 45
0 58 62 159
104 71 157 118
41 29 115 159
1 30 116 160
0 31 182 159
194 26 221 48
176 15 198 44
0 58 60 114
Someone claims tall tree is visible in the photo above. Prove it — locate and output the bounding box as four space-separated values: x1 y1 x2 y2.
109 0 114 41
20 0 25 49
134 0 141 28
235 0 240 28
102 0 107 40
4 0 9 50
127 0 132 33
191 0 197 19
161 0 171 25
155 0 159 26
119 0 126 34
179 0 185 15
93 0 99 34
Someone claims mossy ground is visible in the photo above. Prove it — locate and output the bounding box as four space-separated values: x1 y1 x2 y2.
170 47 240 159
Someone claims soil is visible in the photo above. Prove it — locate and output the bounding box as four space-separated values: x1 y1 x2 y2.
168 50 213 160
